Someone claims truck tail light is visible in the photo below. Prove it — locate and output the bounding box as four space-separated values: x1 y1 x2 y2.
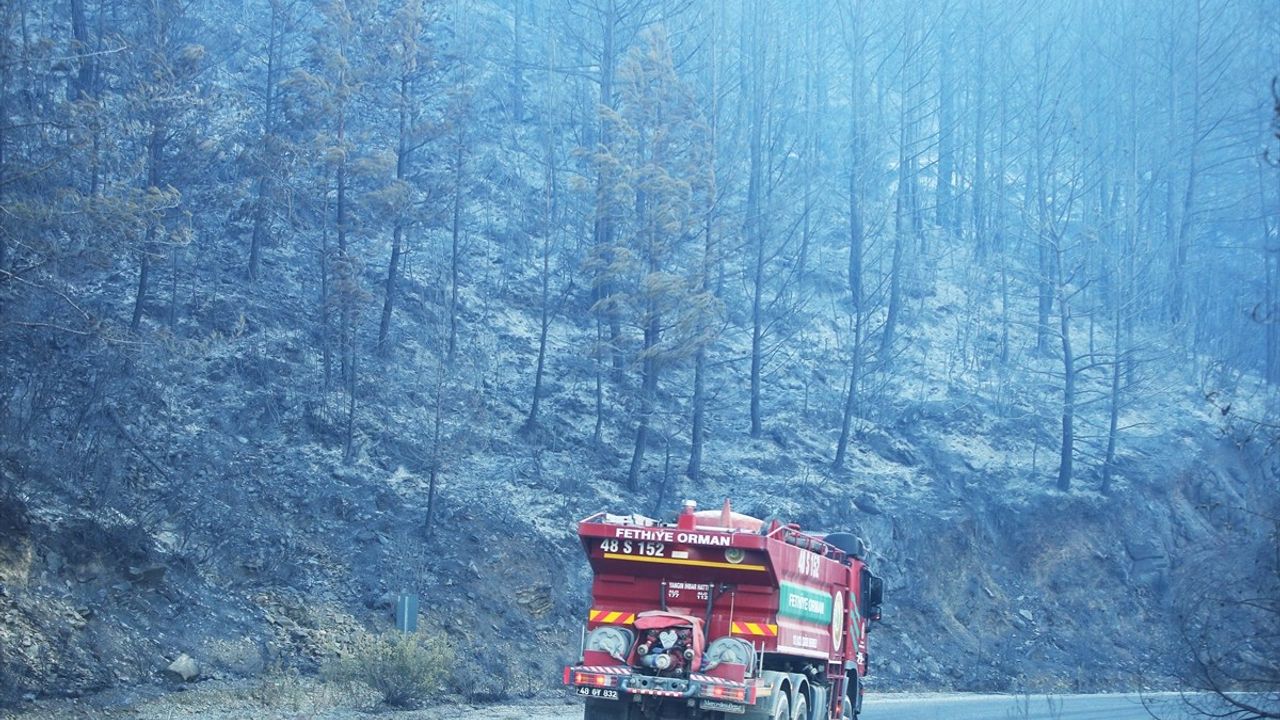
704 684 747 702
570 671 619 688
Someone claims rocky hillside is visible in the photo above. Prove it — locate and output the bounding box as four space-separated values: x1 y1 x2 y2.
2 0 1278 710
0 225 1274 705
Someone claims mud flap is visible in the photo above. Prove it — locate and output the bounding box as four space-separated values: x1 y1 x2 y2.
806 685 829 720
584 698 636 720
741 670 788 720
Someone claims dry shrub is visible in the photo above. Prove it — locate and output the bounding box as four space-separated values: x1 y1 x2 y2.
249 661 307 710
323 630 453 708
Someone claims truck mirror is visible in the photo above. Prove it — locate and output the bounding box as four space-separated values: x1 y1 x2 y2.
867 575 884 622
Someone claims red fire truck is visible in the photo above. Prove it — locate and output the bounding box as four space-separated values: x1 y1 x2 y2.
563 500 883 719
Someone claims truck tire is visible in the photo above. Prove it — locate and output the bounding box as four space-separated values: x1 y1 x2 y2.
771 696 790 720
844 673 860 719
791 694 808 720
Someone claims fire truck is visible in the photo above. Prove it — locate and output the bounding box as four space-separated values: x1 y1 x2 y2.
563 500 883 719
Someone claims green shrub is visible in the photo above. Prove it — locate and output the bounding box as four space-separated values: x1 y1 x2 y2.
324 630 453 708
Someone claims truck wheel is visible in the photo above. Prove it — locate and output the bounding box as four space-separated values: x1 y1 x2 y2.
845 673 861 718
771 696 790 720
791 694 808 720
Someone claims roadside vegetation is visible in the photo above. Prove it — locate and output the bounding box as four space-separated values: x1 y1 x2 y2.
322 630 454 709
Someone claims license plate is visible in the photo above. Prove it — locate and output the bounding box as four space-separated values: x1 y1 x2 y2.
701 700 746 714
576 686 620 700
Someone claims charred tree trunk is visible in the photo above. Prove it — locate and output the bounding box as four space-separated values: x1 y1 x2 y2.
69 0 93 100
448 130 465 362
972 30 988 259
1267 210 1280 385
593 319 605 445
320 193 333 392
1101 299 1122 494
881 116 909 364
248 1 283 282
687 344 706 479
424 380 443 540
835 58 865 470
131 248 151 333
131 127 163 333
343 346 357 464
336 108 350 384
1035 139 1053 356
378 72 412 353
527 88 556 429
687 7 719 481
749 234 764 438
527 238 551 426
592 3 624 384
687 164 716 480
687 157 715 476
936 40 956 237
1055 242 1075 492
0 20 6 278
745 2 765 438
627 307 659 492
995 47 1011 365
379 222 405 353
511 0 523 123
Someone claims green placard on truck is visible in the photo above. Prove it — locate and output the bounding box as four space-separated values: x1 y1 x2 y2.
778 581 832 624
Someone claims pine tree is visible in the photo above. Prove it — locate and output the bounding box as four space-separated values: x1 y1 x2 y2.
246 0 305 282
286 0 377 391
587 27 716 492
119 0 206 333
375 0 442 354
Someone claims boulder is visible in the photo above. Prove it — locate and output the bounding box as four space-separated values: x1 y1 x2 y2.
861 428 919 467
1124 537 1169 587
127 565 166 586
165 654 200 682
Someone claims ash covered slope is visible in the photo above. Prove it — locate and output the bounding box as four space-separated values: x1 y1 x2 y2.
1 231 1271 701
1 0 1277 708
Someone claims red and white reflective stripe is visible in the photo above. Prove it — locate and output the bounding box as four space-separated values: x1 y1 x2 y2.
688 673 742 686
577 665 632 675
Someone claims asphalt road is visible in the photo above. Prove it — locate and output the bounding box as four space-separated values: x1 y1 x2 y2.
7 688 1243 720
861 692 1201 720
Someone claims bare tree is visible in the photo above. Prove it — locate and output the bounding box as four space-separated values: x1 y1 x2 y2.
125 0 203 333
526 39 566 431
376 0 441 354
685 1 723 482
833 0 869 471
246 0 303 283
